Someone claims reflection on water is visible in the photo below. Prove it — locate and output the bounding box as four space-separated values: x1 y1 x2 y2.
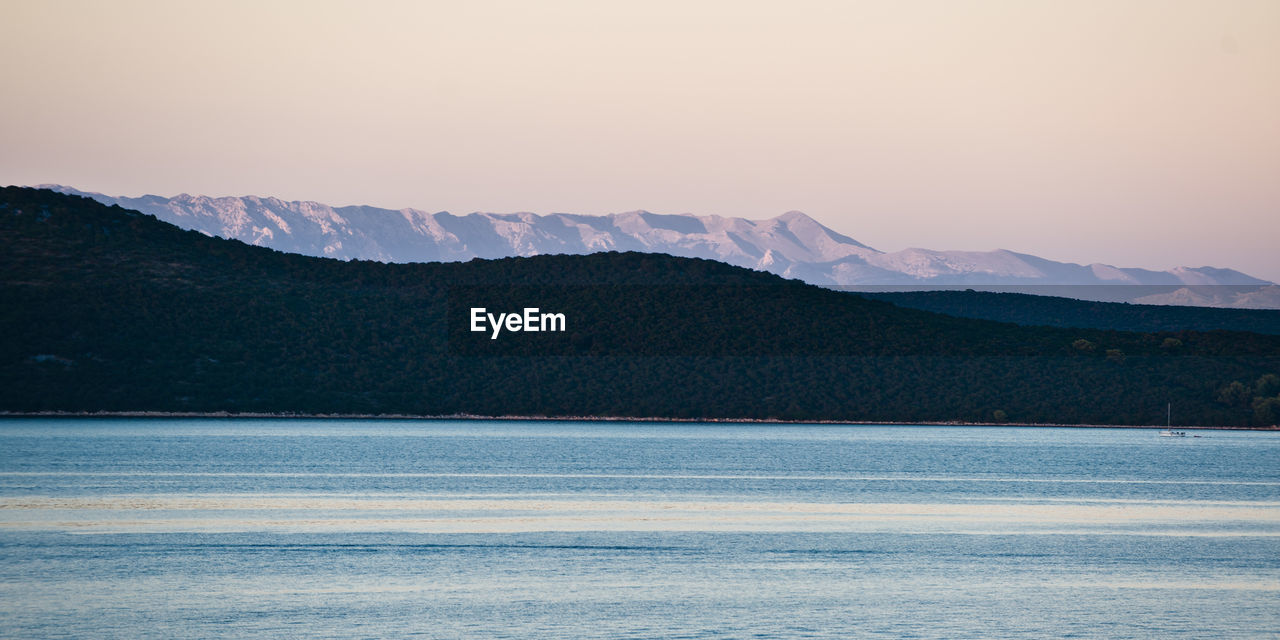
4 495 1280 536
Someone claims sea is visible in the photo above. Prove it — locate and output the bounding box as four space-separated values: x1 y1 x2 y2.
1 419 1277 639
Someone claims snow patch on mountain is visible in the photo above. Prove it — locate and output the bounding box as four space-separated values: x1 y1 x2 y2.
39 185 1273 307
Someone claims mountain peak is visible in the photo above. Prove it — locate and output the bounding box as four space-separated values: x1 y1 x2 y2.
775 210 815 223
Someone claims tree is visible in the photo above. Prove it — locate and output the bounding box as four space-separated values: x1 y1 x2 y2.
1216 381 1251 406
1256 374 1280 397
1254 396 1280 425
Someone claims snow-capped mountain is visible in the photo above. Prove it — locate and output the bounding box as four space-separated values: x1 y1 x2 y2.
41 185 1273 304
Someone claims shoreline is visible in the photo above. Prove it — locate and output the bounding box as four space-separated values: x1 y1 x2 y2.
1 410 1276 431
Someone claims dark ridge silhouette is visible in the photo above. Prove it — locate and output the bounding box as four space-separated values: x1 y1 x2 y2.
858 290 1280 335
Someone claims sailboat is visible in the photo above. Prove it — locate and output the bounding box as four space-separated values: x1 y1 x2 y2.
1159 402 1187 437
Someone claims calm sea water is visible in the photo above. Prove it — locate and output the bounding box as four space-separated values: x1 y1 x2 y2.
1 419 1278 639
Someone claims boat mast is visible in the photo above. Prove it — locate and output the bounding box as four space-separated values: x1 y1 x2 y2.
1167 402 1171 428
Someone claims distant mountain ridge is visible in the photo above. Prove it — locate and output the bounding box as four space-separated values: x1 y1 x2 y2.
41 185 1276 306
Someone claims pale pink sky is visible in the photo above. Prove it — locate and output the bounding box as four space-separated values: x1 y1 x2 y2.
3 0 1278 280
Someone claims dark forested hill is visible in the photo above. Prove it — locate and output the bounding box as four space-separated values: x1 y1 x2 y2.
3 187 1279 425
858 290 1280 335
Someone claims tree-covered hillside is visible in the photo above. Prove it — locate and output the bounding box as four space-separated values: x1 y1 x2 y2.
858 290 1280 335
2 187 1278 425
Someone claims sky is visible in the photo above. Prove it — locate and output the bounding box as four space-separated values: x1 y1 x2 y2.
3 0 1278 281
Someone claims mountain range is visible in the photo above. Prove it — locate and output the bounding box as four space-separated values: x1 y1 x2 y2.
5 186 1279 425
41 185 1278 307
